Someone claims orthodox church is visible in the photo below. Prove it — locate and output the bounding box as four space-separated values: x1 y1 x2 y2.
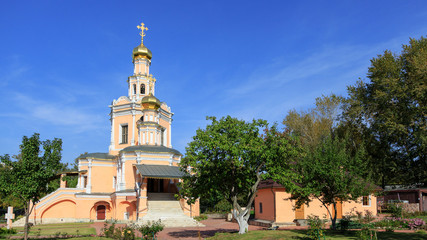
21 22 201 227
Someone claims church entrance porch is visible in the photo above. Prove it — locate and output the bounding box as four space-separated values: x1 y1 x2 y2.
147 178 179 194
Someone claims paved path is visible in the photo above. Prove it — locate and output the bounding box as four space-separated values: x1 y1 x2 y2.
157 218 264 239
91 218 266 239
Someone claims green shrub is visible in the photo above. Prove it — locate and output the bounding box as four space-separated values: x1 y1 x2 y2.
214 199 232 213
307 215 326 239
388 203 403 218
102 222 136 240
0 227 17 235
356 227 378 240
339 216 351 231
194 214 208 221
134 220 164 240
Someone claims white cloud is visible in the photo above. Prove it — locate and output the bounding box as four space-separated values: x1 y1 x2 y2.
11 93 105 133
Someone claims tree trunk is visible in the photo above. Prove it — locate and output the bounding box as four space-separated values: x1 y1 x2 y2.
24 200 30 240
233 209 249 234
331 202 337 230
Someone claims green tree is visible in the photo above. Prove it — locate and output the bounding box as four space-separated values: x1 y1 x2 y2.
343 37 427 187
0 133 62 240
267 133 372 230
283 94 343 149
180 116 270 234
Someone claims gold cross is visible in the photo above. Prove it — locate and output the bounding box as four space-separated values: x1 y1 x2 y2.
137 22 148 45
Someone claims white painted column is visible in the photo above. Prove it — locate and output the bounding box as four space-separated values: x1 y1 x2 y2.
116 162 121 191
109 113 115 151
120 154 126 190
131 110 135 146
77 161 81 188
86 159 92 194
169 121 172 148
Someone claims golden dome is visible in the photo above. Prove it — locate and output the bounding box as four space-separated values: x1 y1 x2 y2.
133 44 152 60
141 94 161 110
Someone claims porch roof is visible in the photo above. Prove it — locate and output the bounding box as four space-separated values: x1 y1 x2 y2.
135 164 184 179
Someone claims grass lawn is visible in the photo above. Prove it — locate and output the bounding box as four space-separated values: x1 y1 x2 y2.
210 229 427 240
12 222 96 237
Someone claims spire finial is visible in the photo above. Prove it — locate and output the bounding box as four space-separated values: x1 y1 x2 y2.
137 22 148 45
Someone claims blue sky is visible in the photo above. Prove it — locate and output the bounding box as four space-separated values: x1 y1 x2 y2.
1 1 426 165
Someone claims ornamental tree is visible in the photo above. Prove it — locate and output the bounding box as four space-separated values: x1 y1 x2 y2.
267 132 372 230
180 116 274 234
0 133 62 240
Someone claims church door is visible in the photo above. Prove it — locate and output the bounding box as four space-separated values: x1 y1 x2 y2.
97 205 106 220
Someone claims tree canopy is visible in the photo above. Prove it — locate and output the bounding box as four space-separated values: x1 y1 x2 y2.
268 132 372 229
268 94 374 230
180 116 280 234
0 133 62 240
283 94 343 149
343 37 427 187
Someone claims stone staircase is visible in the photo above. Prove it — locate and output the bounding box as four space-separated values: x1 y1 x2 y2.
139 193 204 227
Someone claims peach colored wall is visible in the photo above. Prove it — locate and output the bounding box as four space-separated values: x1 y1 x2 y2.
254 188 275 221
180 198 200 217
342 195 377 217
304 198 330 219
274 189 295 223
158 118 171 147
40 200 76 219
140 160 170 165
124 161 137 189
114 115 133 150
256 187 378 222
91 162 116 193
117 201 137 220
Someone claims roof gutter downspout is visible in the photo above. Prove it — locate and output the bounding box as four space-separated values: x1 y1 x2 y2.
271 187 276 223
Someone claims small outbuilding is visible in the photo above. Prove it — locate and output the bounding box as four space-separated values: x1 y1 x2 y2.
381 188 427 212
254 180 377 226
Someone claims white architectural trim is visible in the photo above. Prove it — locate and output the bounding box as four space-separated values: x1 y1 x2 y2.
75 194 111 199
131 110 136 146
86 159 92 194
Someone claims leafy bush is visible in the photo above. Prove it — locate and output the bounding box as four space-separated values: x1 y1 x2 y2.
364 210 374 223
338 216 350 231
0 227 17 235
102 222 136 240
214 199 232 213
388 203 403 218
374 217 425 230
356 227 378 240
134 220 164 240
194 214 208 221
307 215 326 239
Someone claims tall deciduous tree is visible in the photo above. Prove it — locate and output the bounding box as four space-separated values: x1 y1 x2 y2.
343 37 427 187
180 116 272 234
267 132 372 230
0 133 62 240
283 94 343 149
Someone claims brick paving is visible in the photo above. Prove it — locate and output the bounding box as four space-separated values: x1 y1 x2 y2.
91 218 265 239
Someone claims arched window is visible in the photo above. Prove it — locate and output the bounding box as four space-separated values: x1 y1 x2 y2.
140 84 145 94
133 84 136 94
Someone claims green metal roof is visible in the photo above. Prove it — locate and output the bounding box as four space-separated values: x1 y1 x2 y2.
121 145 182 155
77 152 116 160
135 164 184 179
